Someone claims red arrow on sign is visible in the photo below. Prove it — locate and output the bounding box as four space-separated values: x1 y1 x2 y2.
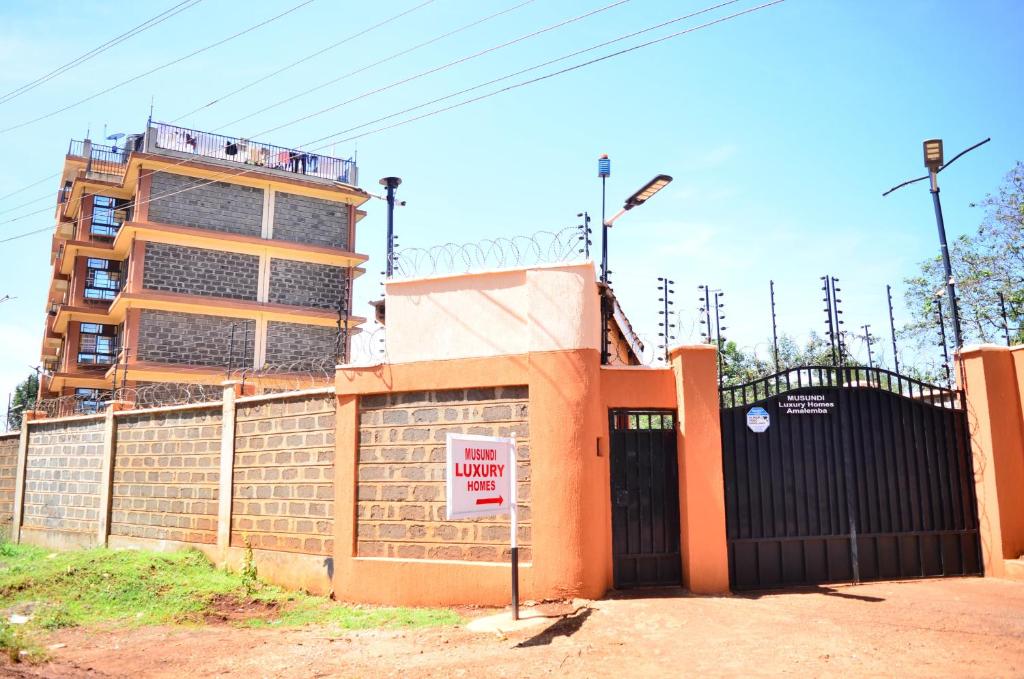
475 496 503 506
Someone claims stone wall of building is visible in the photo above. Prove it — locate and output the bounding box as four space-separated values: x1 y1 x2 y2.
264 321 337 366
136 310 255 367
147 172 264 237
231 394 335 555
356 387 531 562
22 418 104 537
272 192 349 249
142 242 259 301
268 259 347 310
0 434 18 539
110 408 222 544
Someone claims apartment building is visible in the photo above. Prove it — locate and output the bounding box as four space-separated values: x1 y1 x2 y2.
40 121 369 407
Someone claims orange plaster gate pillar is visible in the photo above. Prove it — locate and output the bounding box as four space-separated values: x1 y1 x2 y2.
670 345 730 594
957 345 1024 577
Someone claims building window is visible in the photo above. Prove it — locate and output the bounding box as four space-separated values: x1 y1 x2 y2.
91 196 130 238
78 323 118 365
84 258 121 301
74 387 110 414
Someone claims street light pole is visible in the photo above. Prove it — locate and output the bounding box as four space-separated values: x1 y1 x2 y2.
884 138 991 351
926 148 963 350
379 177 402 279
598 155 610 285
597 169 673 365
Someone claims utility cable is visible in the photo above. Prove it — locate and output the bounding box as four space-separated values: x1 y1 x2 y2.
213 0 539 132
169 0 441 124
222 0 628 137
0 173 60 203
0 0 205 106
0 0 784 242
317 0 785 146
0 0 319 135
303 0 745 148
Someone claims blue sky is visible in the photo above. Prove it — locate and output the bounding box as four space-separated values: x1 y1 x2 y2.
0 0 1021 400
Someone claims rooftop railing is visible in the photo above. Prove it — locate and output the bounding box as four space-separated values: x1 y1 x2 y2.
67 138 136 177
149 122 358 186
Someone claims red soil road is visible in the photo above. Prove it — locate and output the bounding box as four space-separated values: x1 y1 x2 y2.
3 578 1023 678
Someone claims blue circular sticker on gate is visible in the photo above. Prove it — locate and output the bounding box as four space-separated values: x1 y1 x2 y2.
746 406 770 433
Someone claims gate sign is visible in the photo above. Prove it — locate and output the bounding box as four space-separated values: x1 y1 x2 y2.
446 433 515 520
746 407 770 433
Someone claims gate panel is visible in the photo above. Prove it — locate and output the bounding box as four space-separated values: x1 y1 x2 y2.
609 410 680 588
720 367 981 591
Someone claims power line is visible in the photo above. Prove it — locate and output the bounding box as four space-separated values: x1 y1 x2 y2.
0 0 319 135
0 0 205 106
226 0 631 139
0 0 785 243
0 191 60 217
302 0 747 149
213 0 540 133
306 0 786 147
0 172 60 202
169 0 441 124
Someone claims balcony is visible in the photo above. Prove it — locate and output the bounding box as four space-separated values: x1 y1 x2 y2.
67 137 140 179
149 122 358 186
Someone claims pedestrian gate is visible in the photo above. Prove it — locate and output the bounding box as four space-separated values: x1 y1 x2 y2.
609 410 681 588
720 366 982 591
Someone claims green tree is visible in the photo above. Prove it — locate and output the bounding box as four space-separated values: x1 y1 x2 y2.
719 332 861 388
6 373 38 431
903 161 1024 352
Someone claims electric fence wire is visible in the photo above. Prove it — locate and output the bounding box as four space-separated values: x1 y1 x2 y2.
0 0 319 135
0 0 205 106
0 0 785 242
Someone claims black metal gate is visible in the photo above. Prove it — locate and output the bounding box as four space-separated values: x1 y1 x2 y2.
719 366 981 591
609 410 681 588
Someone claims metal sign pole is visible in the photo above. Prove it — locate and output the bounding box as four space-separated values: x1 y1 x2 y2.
510 431 519 621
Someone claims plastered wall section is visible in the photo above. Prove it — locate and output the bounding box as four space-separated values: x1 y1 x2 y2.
357 387 531 561
110 408 222 545
383 262 600 363
22 418 105 547
231 394 335 556
0 434 18 539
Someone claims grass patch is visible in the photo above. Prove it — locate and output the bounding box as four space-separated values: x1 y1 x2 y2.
0 543 459 635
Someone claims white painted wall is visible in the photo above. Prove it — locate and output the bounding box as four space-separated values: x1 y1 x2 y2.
383 262 600 363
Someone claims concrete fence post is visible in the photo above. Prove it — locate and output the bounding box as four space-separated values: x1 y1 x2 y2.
11 419 31 544
669 345 730 594
957 345 1024 578
96 407 118 547
217 382 238 565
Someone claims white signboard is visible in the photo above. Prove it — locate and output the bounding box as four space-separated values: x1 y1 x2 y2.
746 406 770 433
445 433 515 520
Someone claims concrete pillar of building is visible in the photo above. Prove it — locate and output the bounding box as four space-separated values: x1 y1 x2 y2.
669 345 730 594
96 406 118 546
957 345 1024 578
216 382 239 564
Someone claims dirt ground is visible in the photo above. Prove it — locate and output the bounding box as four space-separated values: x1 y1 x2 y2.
4 577 1023 678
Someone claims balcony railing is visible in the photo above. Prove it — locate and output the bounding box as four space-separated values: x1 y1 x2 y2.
67 138 138 177
150 122 358 185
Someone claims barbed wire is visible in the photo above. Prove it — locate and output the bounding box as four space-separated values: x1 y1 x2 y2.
229 356 337 393
392 226 585 278
113 382 224 409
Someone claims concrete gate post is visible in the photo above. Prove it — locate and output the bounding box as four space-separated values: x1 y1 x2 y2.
957 345 1024 577
669 345 730 594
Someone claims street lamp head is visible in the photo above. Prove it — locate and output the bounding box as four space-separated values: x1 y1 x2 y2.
923 139 943 171
623 174 673 210
379 176 402 189
598 154 611 178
